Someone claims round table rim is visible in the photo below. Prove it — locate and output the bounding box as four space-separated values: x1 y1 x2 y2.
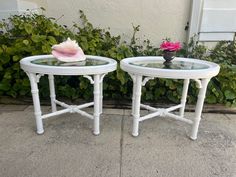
20 55 117 75
120 56 220 79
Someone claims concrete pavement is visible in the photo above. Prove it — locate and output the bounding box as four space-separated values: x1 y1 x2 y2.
0 105 236 177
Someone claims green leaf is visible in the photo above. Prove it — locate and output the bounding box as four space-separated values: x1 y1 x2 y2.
22 79 30 86
145 91 153 100
13 55 20 62
53 29 60 36
3 71 12 79
206 95 217 103
79 79 88 89
0 82 10 91
116 68 126 85
224 90 236 100
32 35 46 43
80 36 87 42
42 45 51 53
231 65 236 72
32 35 40 42
1 45 7 51
24 23 33 34
80 42 88 51
48 36 57 45
23 40 29 45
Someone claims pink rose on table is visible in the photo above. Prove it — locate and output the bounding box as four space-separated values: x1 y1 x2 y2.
52 38 86 62
160 41 181 51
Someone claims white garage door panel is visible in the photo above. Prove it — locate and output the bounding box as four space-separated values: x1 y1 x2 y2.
200 9 236 32
189 0 236 41
199 32 235 41
204 0 236 9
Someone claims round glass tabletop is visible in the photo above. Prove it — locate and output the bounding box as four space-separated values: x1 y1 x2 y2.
20 55 117 75
120 56 220 79
129 60 209 70
31 58 109 67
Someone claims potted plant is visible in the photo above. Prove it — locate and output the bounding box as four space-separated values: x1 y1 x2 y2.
160 40 181 63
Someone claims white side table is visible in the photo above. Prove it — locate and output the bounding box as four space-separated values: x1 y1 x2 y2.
121 56 220 140
20 55 117 135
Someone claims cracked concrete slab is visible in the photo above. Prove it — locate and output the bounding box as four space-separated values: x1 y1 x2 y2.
121 113 236 177
0 104 28 112
0 105 236 177
0 107 122 177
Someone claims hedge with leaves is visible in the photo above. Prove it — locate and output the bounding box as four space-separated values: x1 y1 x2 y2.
0 9 235 106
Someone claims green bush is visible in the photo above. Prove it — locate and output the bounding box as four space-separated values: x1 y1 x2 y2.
0 9 236 106
0 9 73 98
205 41 236 106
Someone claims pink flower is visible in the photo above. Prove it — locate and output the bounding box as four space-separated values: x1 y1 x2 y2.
52 38 86 62
160 41 181 51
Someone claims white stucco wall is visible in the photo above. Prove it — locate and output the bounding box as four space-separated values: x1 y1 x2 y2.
2 0 191 45
44 0 191 45
0 0 18 19
0 0 40 19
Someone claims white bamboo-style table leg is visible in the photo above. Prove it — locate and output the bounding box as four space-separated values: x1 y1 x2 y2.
179 79 190 117
131 75 137 116
28 73 44 134
99 80 103 114
132 75 143 136
190 78 210 140
93 74 101 135
48 75 57 112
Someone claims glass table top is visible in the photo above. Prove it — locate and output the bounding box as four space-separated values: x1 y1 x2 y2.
129 60 209 70
31 58 109 67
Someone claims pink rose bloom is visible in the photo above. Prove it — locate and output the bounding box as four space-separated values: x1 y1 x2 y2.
52 38 86 62
160 41 181 51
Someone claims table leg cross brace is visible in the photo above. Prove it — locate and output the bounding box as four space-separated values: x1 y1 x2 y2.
139 103 193 124
41 100 94 120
